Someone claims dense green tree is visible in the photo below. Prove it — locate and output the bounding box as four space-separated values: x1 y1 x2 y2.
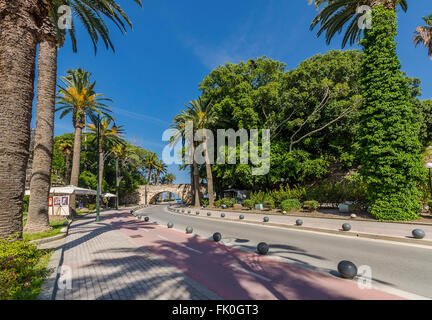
358 6 423 221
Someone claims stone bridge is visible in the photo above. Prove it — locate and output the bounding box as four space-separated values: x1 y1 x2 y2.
135 184 207 205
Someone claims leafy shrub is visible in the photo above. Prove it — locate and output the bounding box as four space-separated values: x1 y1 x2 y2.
263 199 275 210
87 204 96 211
243 199 255 209
220 198 236 208
303 200 319 211
200 198 209 207
280 199 301 212
0 237 43 300
271 186 306 204
23 196 30 213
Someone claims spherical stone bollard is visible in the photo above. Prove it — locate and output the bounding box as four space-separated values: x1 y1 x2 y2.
337 261 358 279
239 214 245 220
221 213 226 218
222 204 227 209
263 217 269 223
296 219 303 226
188 210 191 214
207 212 212 217
130 210 134 215
186 226 193 234
167 222 174 228
213 232 222 242
342 223 351 232
196 211 200 215
412 229 426 239
257 242 269 255
144 217 150 222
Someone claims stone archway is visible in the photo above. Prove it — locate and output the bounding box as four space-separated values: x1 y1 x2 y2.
136 184 207 205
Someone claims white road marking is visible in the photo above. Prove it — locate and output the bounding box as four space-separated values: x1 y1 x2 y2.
157 235 169 240
230 264 272 282
182 245 203 254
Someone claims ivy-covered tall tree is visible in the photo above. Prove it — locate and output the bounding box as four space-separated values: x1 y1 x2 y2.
358 6 423 221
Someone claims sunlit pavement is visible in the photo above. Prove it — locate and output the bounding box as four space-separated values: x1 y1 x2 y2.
108 210 408 300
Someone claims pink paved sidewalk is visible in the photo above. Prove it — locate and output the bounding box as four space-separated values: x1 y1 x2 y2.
108 211 405 300
172 206 432 242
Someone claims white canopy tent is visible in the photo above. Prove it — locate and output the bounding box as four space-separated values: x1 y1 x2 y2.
25 185 97 196
102 193 117 198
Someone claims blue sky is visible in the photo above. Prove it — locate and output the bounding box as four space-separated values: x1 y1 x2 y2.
34 0 432 184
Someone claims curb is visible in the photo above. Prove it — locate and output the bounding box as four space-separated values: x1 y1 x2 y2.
167 206 432 247
37 220 73 300
173 205 432 226
30 220 72 246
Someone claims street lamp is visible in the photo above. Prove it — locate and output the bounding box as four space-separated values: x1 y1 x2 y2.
96 113 101 222
426 163 432 199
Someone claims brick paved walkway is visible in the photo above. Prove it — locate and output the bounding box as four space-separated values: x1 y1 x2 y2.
39 211 221 300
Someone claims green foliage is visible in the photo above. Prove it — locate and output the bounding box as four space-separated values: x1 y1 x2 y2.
200 198 209 207
304 174 368 207
250 191 273 205
201 51 364 190
214 199 222 208
0 238 45 300
263 199 275 209
280 199 301 212
242 199 255 209
220 198 236 208
271 185 306 203
358 7 423 221
303 200 319 212
23 196 29 213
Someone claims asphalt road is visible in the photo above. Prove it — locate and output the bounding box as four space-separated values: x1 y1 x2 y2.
136 204 432 299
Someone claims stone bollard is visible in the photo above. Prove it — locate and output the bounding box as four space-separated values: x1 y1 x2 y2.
337 261 358 279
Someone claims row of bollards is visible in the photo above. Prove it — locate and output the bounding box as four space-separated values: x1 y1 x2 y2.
170 207 427 240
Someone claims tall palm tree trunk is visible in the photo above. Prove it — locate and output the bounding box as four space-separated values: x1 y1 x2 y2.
145 166 152 205
25 21 57 233
203 136 214 207
191 142 200 207
65 153 71 184
0 2 40 238
69 125 83 213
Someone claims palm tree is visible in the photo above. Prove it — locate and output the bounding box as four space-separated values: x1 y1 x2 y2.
154 160 168 185
59 140 73 184
142 152 159 205
309 0 408 47
414 14 432 59
56 69 113 213
170 112 201 207
0 1 44 238
23 0 142 234
88 116 124 193
161 173 176 185
185 98 217 207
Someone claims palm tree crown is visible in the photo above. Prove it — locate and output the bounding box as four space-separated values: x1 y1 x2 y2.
414 14 432 59
309 0 408 47
56 68 113 129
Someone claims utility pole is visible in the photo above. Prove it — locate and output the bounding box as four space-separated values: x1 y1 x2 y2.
115 158 119 210
96 114 101 222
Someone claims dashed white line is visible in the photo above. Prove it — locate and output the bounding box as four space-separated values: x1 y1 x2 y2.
230 264 272 282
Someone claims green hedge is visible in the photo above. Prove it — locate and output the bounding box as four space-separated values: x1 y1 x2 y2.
243 199 255 209
280 199 301 212
358 6 423 221
303 200 319 212
0 238 45 300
